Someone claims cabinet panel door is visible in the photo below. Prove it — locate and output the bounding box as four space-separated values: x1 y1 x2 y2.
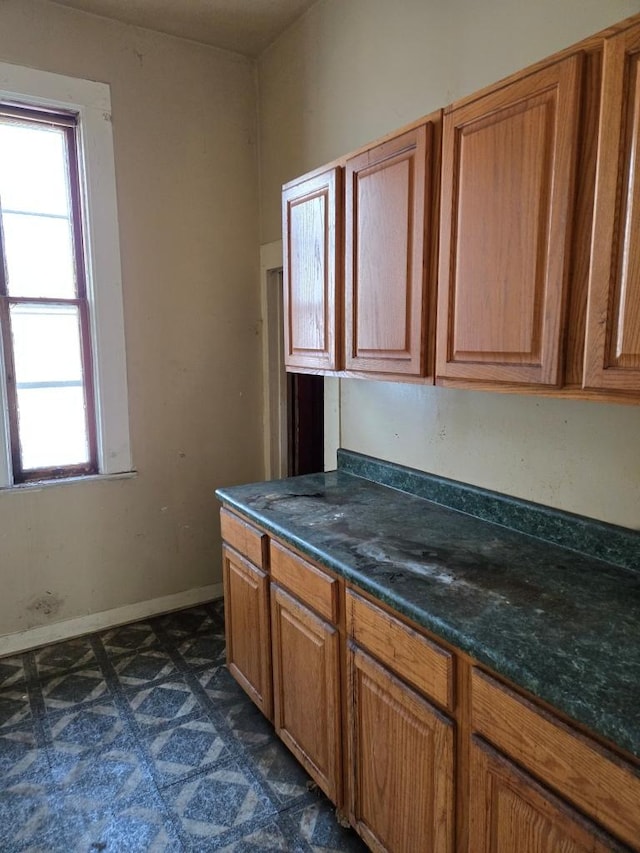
469 737 628 853
222 546 272 720
584 25 640 393
347 646 454 853
345 123 437 376
271 584 342 804
437 55 582 386
282 167 342 372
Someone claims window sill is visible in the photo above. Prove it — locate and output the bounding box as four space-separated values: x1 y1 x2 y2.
0 470 137 493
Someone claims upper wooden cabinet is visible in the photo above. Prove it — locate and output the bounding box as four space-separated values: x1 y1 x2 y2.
282 167 342 372
584 24 640 394
437 55 583 387
345 122 439 377
281 13 640 404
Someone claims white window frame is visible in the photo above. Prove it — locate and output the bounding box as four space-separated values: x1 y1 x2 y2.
0 61 132 487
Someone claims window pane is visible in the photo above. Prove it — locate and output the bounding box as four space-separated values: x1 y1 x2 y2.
0 122 70 216
10 303 90 471
16 386 89 470
3 212 76 298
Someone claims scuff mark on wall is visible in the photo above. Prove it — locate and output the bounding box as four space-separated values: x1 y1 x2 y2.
26 592 63 618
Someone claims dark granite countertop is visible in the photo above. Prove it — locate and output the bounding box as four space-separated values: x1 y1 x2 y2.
215 451 640 762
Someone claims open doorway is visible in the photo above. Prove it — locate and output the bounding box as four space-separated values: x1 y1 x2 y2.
263 261 324 479
287 373 324 475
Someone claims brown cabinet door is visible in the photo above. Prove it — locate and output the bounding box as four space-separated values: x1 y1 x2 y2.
345 121 438 377
469 737 628 853
222 546 272 720
270 584 342 803
437 55 582 386
584 25 640 393
347 646 454 853
282 167 342 372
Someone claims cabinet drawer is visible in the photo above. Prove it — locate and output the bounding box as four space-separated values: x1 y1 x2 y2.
346 590 454 712
471 668 640 850
220 509 268 569
270 541 339 623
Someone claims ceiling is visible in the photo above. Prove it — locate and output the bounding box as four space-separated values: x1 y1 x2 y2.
50 0 319 57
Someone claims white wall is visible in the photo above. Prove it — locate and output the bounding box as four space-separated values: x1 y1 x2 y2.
259 0 640 529
0 0 263 639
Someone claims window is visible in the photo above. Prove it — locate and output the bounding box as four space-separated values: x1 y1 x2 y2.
0 62 131 487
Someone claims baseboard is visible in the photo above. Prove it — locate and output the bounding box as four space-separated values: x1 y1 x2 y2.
0 583 223 657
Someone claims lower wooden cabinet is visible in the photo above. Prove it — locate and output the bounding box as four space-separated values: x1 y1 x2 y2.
222 545 272 720
220 509 640 853
347 645 454 853
271 583 342 803
469 738 626 853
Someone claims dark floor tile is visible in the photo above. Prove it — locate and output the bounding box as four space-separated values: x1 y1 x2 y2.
176 634 226 669
0 781 67 853
154 605 220 639
0 725 52 786
142 713 235 788
50 741 155 804
126 677 203 731
162 758 277 852
0 603 369 853
34 636 97 680
197 667 275 751
98 622 160 657
214 817 300 852
197 665 244 707
56 788 184 852
285 799 369 853
46 698 134 759
219 690 276 752
208 598 226 627
245 738 313 809
0 685 33 729
40 667 111 712
0 654 27 690
111 647 179 690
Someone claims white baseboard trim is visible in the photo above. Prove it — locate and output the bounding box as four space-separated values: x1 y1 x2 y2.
0 583 223 657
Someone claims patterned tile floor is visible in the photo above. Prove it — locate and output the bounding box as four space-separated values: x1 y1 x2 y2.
0 601 368 852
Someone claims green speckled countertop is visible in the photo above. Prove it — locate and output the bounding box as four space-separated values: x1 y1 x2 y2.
216 451 640 761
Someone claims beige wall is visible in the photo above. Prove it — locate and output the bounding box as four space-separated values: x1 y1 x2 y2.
0 0 263 638
259 0 640 529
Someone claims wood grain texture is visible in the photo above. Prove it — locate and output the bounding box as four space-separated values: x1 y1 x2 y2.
270 540 339 623
345 589 454 711
220 509 268 570
469 737 628 852
347 645 454 853
584 23 640 392
563 48 603 387
271 584 342 804
222 545 272 720
345 120 439 377
437 54 583 386
471 668 640 850
282 167 342 371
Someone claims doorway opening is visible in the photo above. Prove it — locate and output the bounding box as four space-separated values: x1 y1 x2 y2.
287 373 324 476
264 263 324 478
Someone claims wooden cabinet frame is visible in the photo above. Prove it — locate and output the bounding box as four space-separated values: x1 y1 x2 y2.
584 23 640 393
347 644 455 853
344 121 439 377
222 545 272 719
437 55 583 387
270 583 343 804
282 167 342 372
